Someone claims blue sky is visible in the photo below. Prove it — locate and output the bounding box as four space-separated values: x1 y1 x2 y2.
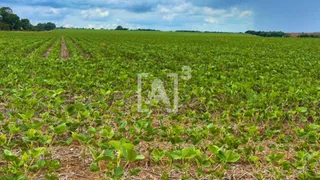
0 0 319 32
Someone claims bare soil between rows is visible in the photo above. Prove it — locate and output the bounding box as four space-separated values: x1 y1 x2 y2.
60 36 70 59
42 40 55 58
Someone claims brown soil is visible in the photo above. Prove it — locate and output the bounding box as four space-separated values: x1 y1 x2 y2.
42 40 55 58
1 115 306 179
60 36 70 59
50 144 102 180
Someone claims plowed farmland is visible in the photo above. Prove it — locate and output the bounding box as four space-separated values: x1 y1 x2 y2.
0 30 320 179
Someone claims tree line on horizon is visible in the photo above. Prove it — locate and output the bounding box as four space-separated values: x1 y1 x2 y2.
297 33 320 38
245 30 290 37
245 30 320 38
0 7 56 31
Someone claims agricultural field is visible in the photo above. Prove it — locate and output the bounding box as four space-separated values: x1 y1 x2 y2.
0 30 320 179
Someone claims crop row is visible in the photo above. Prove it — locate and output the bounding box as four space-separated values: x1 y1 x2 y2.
0 30 320 179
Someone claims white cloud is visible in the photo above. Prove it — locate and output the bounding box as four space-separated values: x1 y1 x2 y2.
157 6 170 13
223 7 238 18
240 10 253 18
81 8 110 19
63 24 73 28
221 8 253 19
88 24 95 28
172 3 194 13
205 17 218 23
203 7 226 15
50 8 59 14
99 11 109 17
156 3 193 15
163 14 177 21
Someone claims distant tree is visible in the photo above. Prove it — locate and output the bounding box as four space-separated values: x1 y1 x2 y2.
20 18 32 30
176 30 202 33
116 25 124 30
0 6 57 31
115 25 129 30
298 33 320 38
4 13 20 30
245 30 288 37
0 22 9 30
0 7 13 21
44 22 56 31
35 22 56 31
133 28 160 31
0 7 20 30
0 7 13 14
35 23 45 31
245 30 255 34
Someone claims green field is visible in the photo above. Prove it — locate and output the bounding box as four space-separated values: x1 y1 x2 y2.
0 30 320 179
